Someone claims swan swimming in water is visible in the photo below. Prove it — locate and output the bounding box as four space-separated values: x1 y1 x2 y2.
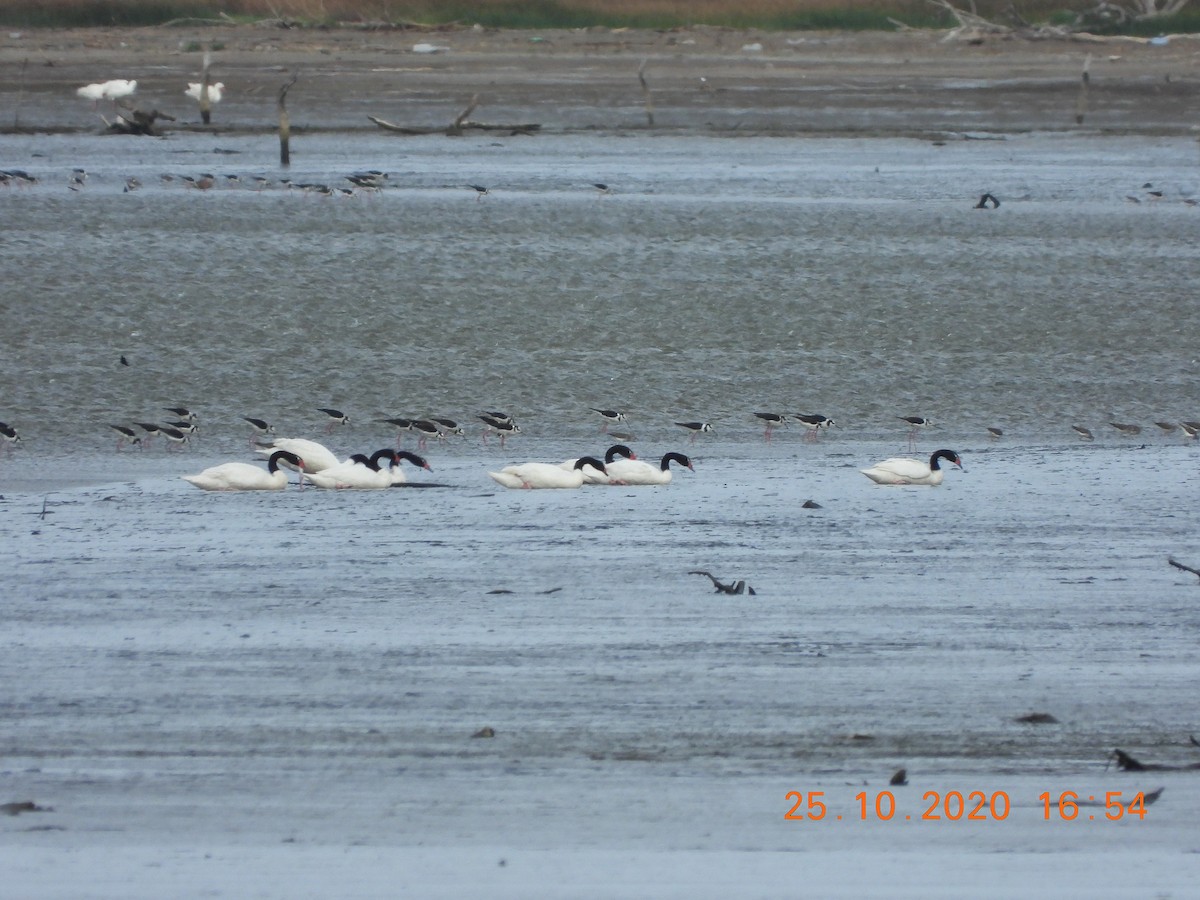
860 449 964 486
256 438 342 473
390 450 432 484
182 450 303 491
303 449 398 489
558 444 636 484
489 456 607 489
605 451 694 486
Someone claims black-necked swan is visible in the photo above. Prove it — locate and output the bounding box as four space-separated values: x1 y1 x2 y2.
489 456 607 490
182 450 303 492
861 449 964 486
605 451 694 486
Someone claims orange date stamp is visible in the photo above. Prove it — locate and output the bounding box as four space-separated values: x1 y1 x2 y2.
784 790 1150 823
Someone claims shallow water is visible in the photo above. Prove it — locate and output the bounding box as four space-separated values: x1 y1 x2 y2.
2 131 1200 453
3 131 1200 892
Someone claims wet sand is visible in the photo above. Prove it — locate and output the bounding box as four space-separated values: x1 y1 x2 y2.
2 23 1200 135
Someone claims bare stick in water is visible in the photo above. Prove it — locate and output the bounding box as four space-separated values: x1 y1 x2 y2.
200 50 213 125
1075 53 1090 126
278 73 298 167
638 59 654 128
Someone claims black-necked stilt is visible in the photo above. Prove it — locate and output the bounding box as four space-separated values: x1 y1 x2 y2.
974 193 1000 209
753 412 787 442
429 417 464 437
1110 422 1142 437
348 171 388 190
794 413 835 442
479 413 520 447
318 408 349 432
899 415 932 449
164 406 197 422
987 426 1004 439
1071 424 1094 440
591 408 627 433
0 420 20 451
69 168 87 190
134 422 162 444
470 184 490 200
166 421 199 439
160 425 189 450
109 424 142 450
675 421 713 443
409 419 444 450
244 416 275 446
383 417 414 446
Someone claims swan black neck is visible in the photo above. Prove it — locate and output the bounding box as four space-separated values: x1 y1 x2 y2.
604 444 635 463
661 451 693 471
928 449 961 470
368 448 398 469
396 450 430 469
574 456 607 474
266 450 302 473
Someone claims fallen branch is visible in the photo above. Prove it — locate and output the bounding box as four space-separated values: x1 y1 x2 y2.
367 111 542 136
103 102 176 136
1111 747 1200 771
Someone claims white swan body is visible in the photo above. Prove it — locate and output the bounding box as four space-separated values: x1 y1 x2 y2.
861 449 964 486
605 451 693 486
304 449 397 489
185 82 225 103
182 450 303 491
490 456 607 490
257 438 341 473
559 444 636 484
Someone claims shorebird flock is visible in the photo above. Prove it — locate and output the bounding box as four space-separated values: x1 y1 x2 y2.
3 404 1197 462
0 164 627 200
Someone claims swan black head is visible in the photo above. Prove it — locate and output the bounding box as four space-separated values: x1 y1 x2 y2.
574 456 607 474
266 450 303 472
604 444 636 463
396 450 432 471
662 451 694 471
929 449 963 471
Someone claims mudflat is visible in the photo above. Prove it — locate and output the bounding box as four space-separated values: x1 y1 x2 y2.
2 23 1198 134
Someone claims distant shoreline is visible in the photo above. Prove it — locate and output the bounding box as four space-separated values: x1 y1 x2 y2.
2 25 1199 136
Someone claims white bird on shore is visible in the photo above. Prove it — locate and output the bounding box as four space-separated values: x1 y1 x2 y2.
861 449 964 486
185 82 225 103
489 456 607 489
102 79 137 101
77 79 137 108
605 451 693 486
182 450 303 491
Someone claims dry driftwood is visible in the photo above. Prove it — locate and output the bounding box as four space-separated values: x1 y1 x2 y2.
103 102 176 136
1111 747 1200 771
369 96 540 136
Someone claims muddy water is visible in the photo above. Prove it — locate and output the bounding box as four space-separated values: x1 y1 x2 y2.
2 131 1199 875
